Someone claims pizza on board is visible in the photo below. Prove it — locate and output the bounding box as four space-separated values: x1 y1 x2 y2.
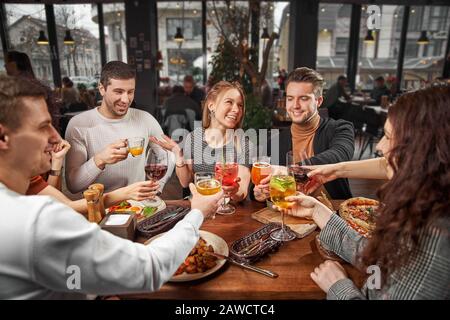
339 197 380 238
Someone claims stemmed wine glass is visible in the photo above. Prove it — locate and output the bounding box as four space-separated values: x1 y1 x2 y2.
143 147 168 206
286 150 313 194
214 144 238 215
269 169 297 242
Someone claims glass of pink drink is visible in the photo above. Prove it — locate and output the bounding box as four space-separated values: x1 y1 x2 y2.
214 160 239 215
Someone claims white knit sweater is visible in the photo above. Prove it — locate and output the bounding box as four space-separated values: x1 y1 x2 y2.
64 107 174 194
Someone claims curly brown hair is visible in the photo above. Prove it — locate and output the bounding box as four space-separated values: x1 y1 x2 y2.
360 85 450 282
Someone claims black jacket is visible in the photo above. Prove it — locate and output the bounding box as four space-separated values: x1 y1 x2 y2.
271 117 354 199
163 93 201 120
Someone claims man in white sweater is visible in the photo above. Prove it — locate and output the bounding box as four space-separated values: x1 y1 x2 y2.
0 76 223 299
65 61 173 194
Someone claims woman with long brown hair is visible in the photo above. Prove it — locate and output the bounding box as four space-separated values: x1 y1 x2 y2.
276 85 450 299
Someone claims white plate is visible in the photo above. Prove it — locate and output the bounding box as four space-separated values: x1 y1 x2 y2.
140 196 163 208
106 199 166 221
145 230 229 282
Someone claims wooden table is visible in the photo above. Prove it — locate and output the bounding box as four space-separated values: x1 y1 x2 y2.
123 199 365 300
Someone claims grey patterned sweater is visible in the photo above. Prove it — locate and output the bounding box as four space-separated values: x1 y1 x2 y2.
319 214 450 300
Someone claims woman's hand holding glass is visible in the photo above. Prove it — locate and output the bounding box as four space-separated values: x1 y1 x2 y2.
302 163 342 194
222 176 241 200
273 193 334 230
119 180 160 202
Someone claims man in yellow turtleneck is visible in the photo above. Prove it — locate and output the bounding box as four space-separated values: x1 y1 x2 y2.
255 67 355 200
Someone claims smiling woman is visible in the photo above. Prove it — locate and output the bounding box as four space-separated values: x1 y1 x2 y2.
150 81 256 204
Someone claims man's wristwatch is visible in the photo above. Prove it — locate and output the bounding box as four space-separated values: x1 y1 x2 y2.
49 169 61 176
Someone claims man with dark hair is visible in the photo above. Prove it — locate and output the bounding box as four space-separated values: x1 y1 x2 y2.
0 75 223 299
370 76 390 104
255 67 354 200
323 75 351 120
183 75 205 108
65 61 174 194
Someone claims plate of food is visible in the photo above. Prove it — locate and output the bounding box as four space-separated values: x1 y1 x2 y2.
339 197 380 238
107 199 166 222
145 230 229 282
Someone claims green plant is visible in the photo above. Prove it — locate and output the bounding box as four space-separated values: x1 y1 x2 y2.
243 94 272 131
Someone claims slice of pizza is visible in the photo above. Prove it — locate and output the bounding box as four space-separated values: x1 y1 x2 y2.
339 197 379 238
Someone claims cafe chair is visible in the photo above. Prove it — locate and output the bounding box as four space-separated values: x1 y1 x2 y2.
357 108 384 160
163 114 188 137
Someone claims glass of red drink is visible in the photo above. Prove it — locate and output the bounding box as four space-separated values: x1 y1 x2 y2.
286 150 313 194
143 147 168 206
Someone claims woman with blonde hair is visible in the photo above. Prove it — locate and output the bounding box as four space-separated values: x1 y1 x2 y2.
151 81 255 206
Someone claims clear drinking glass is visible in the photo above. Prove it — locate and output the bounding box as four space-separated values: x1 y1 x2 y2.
127 137 145 157
251 156 271 186
143 147 168 206
214 145 238 215
286 150 313 194
194 172 222 219
269 174 297 241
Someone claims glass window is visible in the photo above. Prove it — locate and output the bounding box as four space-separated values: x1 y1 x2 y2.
166 17 202 41
263 1 289 91
157 1 203 86
0 50 5 75
4 4 53 86
336 38 349 55
355 5 403 92
274 2 290 82
317 4 352 89
205 1 288 96
101 3 127 63
402 6 450 90
167 48 202 80
405 39 419 58
53 4 101 87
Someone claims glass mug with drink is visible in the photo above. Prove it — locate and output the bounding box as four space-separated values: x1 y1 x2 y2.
269 172 297 241
194 172 222 219
127 137 145 157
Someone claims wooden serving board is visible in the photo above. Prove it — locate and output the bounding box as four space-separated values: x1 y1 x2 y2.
251 207 317 238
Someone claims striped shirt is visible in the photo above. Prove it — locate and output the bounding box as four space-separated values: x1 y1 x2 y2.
65 107 173 194
320 214 450 300
182 127 257 174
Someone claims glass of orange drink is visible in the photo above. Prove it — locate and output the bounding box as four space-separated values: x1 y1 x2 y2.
127 137 145 157
251 156 271 185
194 172 222 196
194 172 222 219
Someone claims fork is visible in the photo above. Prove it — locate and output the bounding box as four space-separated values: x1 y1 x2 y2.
237 234 271 255
243 238 277 256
